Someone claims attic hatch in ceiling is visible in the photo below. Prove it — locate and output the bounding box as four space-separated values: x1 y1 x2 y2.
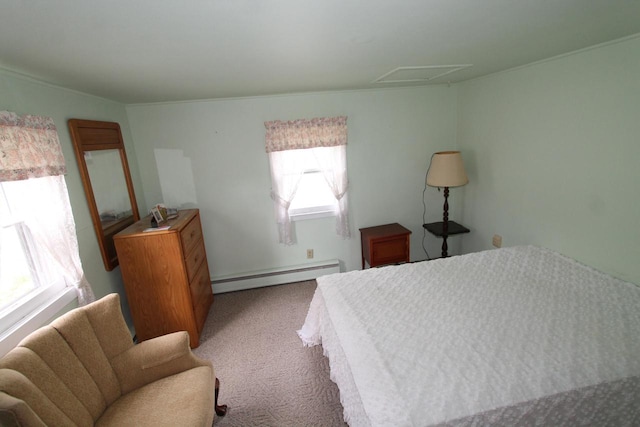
373 65 472 84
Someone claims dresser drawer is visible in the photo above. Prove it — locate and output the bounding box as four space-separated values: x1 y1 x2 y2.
189 262 213 332
181 214 203 255
185 239 206 283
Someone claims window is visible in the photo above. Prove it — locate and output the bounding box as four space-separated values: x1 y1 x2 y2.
0 111 94 355
1 183 49 306
265 116 350 245
287 149 338 220
0 180 70 338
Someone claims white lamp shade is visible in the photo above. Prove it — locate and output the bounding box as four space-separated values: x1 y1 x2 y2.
426 151 469 188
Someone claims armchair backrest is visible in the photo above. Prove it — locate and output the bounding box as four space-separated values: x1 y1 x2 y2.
0 294 134 426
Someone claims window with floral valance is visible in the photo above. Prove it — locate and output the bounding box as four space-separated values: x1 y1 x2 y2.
264 116 350 245
0 111 95 348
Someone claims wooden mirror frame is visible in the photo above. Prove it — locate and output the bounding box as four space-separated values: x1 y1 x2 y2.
68 119 140 271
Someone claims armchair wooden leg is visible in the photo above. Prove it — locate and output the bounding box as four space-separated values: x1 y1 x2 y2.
215 377 228 417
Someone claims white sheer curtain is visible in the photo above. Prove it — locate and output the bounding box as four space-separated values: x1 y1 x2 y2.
312 145 350 238
0 111 95 305
267 149 306 245
265 116 349 244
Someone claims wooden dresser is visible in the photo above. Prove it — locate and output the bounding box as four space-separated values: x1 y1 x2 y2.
113 209 213 348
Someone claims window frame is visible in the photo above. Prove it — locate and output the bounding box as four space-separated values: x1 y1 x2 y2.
0 181 77 356
0 284 76 356
289 169 338 221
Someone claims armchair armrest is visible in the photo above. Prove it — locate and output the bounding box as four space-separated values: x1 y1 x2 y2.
111 331 213 395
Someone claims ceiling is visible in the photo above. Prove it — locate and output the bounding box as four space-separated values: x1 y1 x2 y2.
1 0 639 104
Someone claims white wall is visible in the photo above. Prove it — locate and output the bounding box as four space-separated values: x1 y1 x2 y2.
457 35 640 285
4 31 638 327
0 70 145 324
126 86 459 278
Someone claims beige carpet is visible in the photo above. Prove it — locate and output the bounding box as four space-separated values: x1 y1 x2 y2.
194 280 347 427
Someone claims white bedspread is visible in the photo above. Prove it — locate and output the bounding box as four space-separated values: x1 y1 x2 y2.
298 246 640 426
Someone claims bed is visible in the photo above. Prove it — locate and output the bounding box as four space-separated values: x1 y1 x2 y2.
298 246 640 426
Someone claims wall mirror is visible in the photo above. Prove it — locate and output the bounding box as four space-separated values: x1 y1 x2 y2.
68 119 140 271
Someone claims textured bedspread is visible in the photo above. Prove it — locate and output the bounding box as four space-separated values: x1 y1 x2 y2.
298 246 640 426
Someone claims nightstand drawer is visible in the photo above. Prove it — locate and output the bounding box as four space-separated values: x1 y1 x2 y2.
371 237 409 266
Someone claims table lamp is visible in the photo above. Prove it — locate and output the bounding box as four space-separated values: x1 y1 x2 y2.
426 151 468 256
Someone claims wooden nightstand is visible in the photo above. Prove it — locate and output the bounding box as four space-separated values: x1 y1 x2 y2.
360 223 411 269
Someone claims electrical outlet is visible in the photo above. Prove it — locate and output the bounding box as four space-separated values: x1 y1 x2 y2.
492 234 502 248
307 249 314 259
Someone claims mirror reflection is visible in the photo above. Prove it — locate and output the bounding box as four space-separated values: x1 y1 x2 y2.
85 149 133 227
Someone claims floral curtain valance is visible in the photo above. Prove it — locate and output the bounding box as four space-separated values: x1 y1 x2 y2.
264 116 347 153
0 111 67 182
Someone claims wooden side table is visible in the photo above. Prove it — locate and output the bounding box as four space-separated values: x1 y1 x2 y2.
360 223 411 269
423 220 470 258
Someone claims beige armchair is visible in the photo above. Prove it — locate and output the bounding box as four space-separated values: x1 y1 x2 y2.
0 293 226 426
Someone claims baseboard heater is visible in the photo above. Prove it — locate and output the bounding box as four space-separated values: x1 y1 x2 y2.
211 259 340 294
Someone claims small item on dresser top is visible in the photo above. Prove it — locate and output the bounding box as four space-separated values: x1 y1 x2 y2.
150 205 165 225
143 225 171 232
166 207 179 219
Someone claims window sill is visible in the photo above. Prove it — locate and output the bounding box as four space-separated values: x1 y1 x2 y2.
290 209 336 221
0 287 77 357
